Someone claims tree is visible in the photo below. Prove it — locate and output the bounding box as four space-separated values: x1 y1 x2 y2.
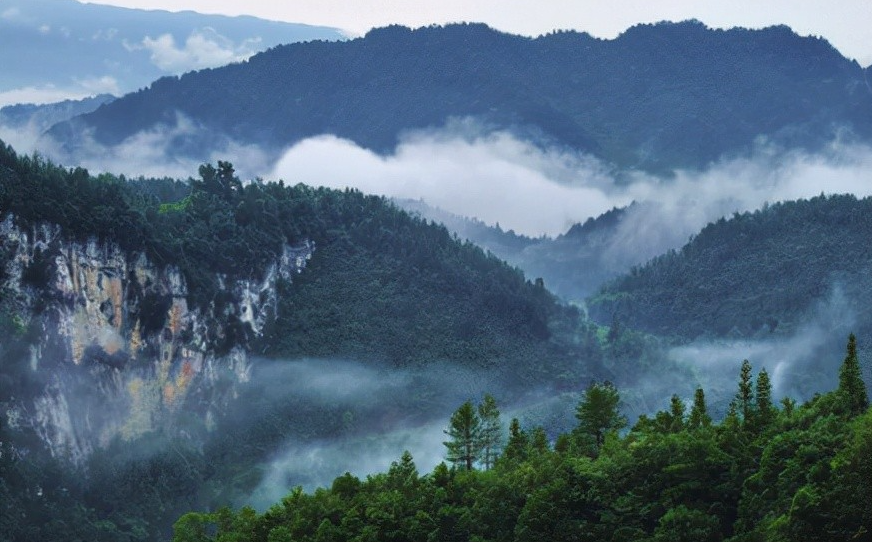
838 333 869 416
669 394 686 433
755 368 775 427
477 394 503 470
444 401 481 471
736 359 754 425
503 418 528 463
575 381 626 452
688 387 711 429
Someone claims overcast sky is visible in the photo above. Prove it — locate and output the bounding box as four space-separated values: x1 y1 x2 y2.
79 0 872 65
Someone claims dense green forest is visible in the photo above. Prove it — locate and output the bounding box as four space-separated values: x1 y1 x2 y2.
401 200 636 301
167 336 871 542
0 140 643 541
50 21 872 172
0 138 599 379
588 195 872 340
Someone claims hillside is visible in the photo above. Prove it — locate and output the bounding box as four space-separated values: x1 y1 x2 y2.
0 140 639 540
588 195 872 339
48 21 872 173
0 0 344 102
402 200 643 301
164 347 872 542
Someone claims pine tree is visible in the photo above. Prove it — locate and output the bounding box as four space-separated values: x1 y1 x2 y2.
477 394 503 470
669 394 686 433
503 418 528 463
688 387 711 429
755 368 775 427
575 381 627 451
443 401 482 471
737 359 755 425
839 333 869 416
530 427 549 454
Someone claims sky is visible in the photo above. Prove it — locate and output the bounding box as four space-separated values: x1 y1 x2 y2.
78 0 872 65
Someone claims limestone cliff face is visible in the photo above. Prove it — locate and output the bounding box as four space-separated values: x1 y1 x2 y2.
0 216 313 464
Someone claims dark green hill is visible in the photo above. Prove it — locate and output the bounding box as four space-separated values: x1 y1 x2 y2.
49 21 872 172
588 194 872 339
0 139 601 386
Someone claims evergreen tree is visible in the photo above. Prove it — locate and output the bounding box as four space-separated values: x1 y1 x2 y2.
838 333 869 416
443 401 482 471
737 359 755 425
529 427 549 454
755 368 775 427
669 394 686 433
503 418 528 463
688 387 711 429
477 394 503 470
575 381 626 452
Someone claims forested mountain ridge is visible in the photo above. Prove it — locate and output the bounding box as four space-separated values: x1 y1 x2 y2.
47 21 872 172
402 199 640 300
0 0 344 101
166 342 871 542
0 139 639 540
588 194 872 340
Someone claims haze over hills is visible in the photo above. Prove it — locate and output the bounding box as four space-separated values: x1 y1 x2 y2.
0 0 345 106
45 21 872 174
2 5 872 540
588 194 872 342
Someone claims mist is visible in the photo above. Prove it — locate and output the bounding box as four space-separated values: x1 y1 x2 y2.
268 125 872 241
668 284 861 418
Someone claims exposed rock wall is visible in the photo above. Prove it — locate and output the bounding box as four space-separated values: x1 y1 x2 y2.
0 215 313 464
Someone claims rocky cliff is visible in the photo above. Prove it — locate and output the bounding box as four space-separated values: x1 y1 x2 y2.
0 215 313 464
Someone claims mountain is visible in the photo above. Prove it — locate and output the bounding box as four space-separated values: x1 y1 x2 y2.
588 194 872 341
402 200 684 302
0 94 116 152
0 0 344 105
47 21 872 173
4 140 674 539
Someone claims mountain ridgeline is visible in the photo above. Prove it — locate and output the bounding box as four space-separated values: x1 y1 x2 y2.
48 21 872 172
588 194 872 340
0 139 633 540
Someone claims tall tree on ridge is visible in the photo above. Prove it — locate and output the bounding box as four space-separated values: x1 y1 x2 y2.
477 394 503 470
839 333 869 416
444 401 481 471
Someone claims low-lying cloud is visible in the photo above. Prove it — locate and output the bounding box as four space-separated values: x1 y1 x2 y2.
127 27 262 73
668 284 860 417
270 125 872 239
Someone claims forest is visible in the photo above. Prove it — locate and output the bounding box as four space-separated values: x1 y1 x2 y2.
168 336 871 542
588 195 872 340
49 21 872 173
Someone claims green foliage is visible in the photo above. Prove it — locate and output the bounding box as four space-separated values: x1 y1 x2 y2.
589 195 872 341
167 339 870 542
55 22 872 173
839 333 869 415
444 401 482 471
574 380 627 453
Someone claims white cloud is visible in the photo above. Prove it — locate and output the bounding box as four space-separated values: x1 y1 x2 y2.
36 112 271 180
0 7 20 20
270 129 627 236
74 75 121 95
0 77 120 108
0 85 89 108
269 124 872 238
134 27 262 72
38 24 50 34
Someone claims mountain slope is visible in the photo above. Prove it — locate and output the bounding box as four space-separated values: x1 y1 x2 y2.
401 200 647 301
0 139 625 539
588 194 872 339
48 21 872 172
0 0 344 104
